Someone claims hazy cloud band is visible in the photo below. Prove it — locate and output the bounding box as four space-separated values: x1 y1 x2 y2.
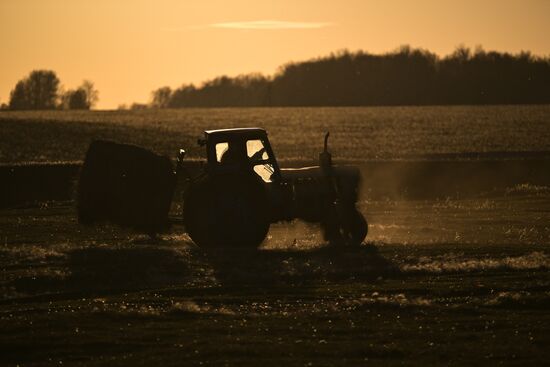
208 20 333 30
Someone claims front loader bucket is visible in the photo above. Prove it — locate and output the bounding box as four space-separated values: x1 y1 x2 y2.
77 140 176 235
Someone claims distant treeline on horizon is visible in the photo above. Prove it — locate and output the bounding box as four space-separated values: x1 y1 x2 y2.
146 46 550 109
3 45 550 111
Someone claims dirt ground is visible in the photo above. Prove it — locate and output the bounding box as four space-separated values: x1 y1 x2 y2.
1 191 549 366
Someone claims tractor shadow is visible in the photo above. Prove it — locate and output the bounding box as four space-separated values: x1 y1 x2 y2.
8 242 204 298
60 242 400 293
7 240 397 298
65 246 198 292
200 244 399 288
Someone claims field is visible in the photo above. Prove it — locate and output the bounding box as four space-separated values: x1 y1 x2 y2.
1 106 550 366
1 105 550 163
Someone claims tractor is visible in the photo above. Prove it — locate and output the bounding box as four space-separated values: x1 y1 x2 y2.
77 128 368 248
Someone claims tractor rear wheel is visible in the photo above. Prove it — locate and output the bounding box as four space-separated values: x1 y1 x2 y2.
322 205 368 246
183 172 270 248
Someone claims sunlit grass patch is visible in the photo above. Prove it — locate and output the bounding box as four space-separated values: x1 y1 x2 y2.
400 251 550 274
506 183 550 196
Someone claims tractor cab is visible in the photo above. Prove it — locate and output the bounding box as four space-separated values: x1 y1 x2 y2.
201 128 281 183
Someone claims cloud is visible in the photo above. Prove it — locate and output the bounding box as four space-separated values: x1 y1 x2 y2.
208 20 334 30
161 20 334 32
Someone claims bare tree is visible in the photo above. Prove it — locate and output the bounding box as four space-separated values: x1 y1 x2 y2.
151 86 172 108
80 80 99 109
60 80 99 110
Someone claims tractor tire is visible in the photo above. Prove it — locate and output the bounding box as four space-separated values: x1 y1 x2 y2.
321 204 368 246
344 208 368 245
183 172 270 248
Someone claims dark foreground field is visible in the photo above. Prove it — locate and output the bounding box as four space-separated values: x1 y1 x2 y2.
1 187 550 366
1 106 550 365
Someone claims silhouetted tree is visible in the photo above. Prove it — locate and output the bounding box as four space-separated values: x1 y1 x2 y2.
9 70 60 109
80 80 99 109
146 46 550 107
130 103 148 110
166 74 270 107
67 89 88 109
151 86 172 108
60 81 99 110
9 80 29 110
8 72 99 110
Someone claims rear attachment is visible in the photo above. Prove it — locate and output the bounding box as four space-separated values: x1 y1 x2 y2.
77 140 176 236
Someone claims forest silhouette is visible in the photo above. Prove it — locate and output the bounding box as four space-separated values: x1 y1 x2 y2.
6 70 98 110
5 46 550 110
151 46 550 108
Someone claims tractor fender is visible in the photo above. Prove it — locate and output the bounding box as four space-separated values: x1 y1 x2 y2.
280 165 362 222
280 165 361 202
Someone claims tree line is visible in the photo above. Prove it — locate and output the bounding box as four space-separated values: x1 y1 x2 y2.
150 46 550 108
4 70 98 110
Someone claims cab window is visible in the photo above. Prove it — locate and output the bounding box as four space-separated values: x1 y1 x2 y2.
246 139 269 161
215 142 229 162
247 139 274 182
253 164 275 183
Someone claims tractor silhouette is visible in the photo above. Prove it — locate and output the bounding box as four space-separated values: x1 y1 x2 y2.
78 128 367 248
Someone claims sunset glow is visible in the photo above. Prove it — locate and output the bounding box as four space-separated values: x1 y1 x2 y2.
209 20 334 30
1 0 549 109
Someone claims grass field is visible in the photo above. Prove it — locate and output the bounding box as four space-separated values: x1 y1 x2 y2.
1 105 550 365
1 105 550 164
1 189 549 366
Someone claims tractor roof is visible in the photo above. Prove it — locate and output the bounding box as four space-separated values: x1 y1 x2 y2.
204 127 267 140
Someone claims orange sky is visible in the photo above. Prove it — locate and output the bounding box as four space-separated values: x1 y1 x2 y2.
1 0 549 109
